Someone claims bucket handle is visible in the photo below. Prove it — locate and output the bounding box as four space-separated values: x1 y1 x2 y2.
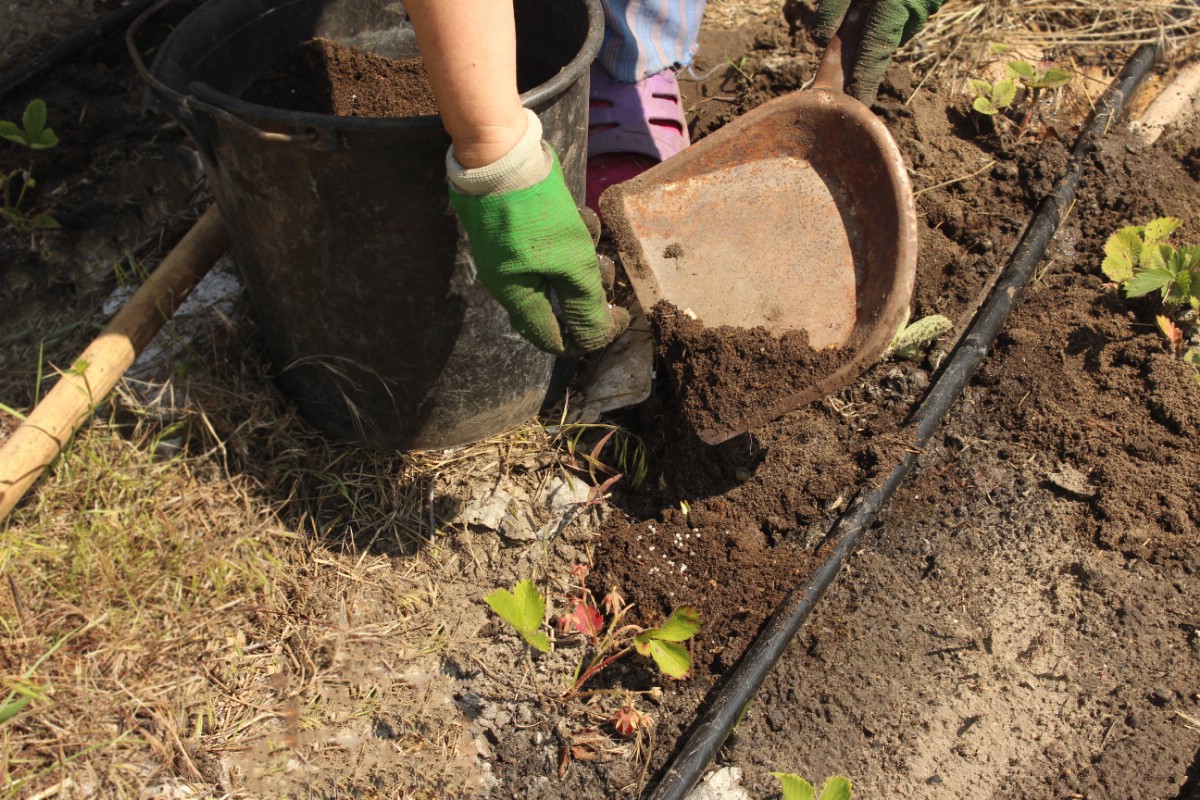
187 81 321 146
126 0 321 150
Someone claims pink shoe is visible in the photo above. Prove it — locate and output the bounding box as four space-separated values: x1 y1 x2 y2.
585 64 690 218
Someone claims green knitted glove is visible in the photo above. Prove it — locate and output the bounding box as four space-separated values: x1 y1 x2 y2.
449 154 629 355
815 0 944 102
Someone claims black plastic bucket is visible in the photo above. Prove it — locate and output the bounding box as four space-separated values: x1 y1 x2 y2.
129 0 602 450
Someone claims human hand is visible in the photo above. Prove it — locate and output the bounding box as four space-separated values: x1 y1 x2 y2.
814 0 944 103
449 142 629 355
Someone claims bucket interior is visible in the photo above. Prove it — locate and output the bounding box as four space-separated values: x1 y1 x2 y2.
153 0 592 119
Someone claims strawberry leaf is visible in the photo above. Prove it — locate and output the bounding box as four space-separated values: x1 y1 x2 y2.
0 120 25 146
1125 268 1174 298
486 579 550 652
646 607 701 642
1143 216 1182 244
993 78 1017 108
559 599 604 637
1101 227 1141 283
634 608 700 678
817 777 852 800
1006 60 1036 82
637 639 691 678
773 773 816 800
1039 68 1072 89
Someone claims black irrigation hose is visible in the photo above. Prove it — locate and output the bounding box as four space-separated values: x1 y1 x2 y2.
647 42 1160 800
0 0 160 106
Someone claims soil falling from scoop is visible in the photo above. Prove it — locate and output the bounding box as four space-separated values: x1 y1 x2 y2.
649 300 852 437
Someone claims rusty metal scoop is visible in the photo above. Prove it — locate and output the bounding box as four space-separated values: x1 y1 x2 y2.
601 19 918 444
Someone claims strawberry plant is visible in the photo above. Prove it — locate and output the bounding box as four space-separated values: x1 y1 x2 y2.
557 573 700 697
1102 217 1200 309
772 773 852 800
1101 217 1200 374
1 99 61 240
484 571 701 695
971 58 1073 141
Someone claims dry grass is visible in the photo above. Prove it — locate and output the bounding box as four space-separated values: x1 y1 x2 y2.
0 380 528 797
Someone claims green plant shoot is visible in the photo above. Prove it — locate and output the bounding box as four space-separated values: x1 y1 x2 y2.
486 579 550 652
1 99 61 237
0 99 60 149
633 606 701 678
772 773 852 800
1102 217 1200 309
971 77 1016 116
1005 59 1072 91
971 58 1072 139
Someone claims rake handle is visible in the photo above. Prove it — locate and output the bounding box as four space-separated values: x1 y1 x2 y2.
0 206 230 523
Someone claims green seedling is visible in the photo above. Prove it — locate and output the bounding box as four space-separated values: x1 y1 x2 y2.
771 773 852 800
886 312 953 361
971 58 1073 140
1 99 61 239
970 76 1017 116
485 579 551 652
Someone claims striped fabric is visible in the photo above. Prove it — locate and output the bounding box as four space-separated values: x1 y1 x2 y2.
597 0 707 82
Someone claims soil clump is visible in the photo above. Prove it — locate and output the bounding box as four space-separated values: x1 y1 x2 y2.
648 300 853 439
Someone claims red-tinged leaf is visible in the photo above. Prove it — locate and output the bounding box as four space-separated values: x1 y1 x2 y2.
588 472 623 504
1157 315 1184 352
569 563 590 581
559 599 604 637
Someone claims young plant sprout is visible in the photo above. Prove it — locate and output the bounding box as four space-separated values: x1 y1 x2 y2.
971 57 1073 140
0 99 61 241
484 569 701 697
772 773 853 800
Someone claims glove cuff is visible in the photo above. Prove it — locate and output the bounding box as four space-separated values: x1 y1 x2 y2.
446 109 554 196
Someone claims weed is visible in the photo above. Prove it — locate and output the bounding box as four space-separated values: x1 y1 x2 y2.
0 99 60 241
772 772 852 800
553 421 650 493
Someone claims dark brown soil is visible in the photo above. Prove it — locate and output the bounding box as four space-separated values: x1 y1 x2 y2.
648 300 852 439
242 38 438 117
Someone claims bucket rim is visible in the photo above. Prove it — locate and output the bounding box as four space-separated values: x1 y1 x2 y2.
136 0 604 135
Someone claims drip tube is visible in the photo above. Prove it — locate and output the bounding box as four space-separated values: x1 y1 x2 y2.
0 0 159 106
647 42 1160 800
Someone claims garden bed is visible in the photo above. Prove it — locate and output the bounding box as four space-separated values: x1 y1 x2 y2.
2 2 1199 799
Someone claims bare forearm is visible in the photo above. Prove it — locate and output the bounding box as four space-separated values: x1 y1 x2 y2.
404 0 527 167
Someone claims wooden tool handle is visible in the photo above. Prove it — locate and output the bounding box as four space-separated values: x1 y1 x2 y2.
0 205 229 522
